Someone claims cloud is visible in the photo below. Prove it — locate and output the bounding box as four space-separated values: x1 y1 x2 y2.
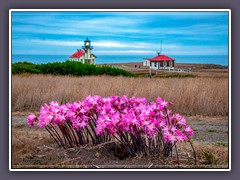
13 38 228 55
30 39 151 49
31 39 81 46
28 39 181 50
146 24 228 36
12 14 143 37
96 50 156 55
11 12 229 55
92 41 149 48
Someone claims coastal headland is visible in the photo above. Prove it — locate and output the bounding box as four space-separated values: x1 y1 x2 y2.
101 62 228 78
11 61 229 168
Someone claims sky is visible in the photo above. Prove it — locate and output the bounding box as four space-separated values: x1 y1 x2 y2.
11 11 229 56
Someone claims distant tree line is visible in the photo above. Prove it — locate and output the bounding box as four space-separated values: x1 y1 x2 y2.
12 61 134 77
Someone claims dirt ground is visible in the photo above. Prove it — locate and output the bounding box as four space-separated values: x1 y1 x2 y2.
11 116 229 169
12 116 228 143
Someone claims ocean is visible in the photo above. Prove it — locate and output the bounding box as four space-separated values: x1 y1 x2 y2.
11 54 228 66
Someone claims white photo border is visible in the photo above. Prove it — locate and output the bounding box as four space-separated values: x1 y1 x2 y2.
9 9 231 171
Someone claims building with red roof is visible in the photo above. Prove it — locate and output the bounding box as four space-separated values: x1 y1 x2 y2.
143 52 175 70
70 38 97 64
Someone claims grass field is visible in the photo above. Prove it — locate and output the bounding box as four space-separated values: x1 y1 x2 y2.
12 74 228 116
11 63 229 169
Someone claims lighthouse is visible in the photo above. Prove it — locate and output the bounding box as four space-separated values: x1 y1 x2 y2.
70 38 97 64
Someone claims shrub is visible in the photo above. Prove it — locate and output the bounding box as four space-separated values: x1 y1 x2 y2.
12 62 41 74
12 61 133 77
27 95 196 163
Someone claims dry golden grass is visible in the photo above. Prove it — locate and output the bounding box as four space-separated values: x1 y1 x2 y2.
175 141 228 167
12 74 228 116
195 142 228 166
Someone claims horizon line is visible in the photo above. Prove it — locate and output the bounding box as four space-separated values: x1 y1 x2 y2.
12 54 228 56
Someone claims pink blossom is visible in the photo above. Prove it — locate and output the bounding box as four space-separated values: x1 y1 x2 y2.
184 126 194 137
26 95 194 147
27 113 37 127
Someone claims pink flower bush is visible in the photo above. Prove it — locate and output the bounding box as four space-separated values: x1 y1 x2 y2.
27 95 194 157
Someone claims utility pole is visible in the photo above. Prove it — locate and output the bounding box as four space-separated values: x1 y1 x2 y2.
149 65 152 79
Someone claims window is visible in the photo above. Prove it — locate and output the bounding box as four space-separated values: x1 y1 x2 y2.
145 60 148 66
169 61 172 67
163 61 167 67
155 62 157 67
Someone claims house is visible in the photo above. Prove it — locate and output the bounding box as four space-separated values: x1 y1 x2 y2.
143 53 175 70
70 38 97 64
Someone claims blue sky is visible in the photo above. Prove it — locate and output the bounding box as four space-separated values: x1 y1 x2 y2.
11 11 229 56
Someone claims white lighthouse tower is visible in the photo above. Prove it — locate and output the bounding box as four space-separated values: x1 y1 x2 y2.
70 38 97 64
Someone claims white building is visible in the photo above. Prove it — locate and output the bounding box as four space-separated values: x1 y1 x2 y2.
143 53 175 70
70 38 97 64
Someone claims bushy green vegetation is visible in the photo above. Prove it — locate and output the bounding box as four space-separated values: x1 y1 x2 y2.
12 61 41 74
12 61 133 77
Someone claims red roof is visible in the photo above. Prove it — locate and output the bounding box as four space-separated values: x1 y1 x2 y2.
149 54 174 62
70 50 84 58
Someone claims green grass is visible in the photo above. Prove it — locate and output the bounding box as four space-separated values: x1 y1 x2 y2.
215 142 228 147
204 152 216 165
207 129 218 133
12 61 134 77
